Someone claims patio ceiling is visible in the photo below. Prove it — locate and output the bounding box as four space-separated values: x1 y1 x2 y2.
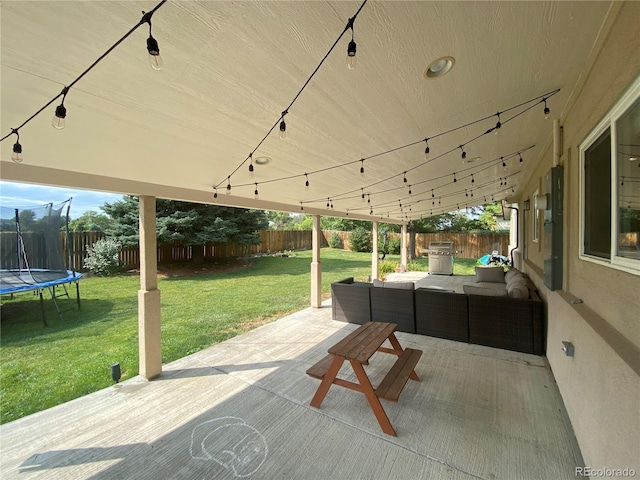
1 1 612 223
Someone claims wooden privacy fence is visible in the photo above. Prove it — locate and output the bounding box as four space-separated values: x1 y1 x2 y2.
322 230 510 259
62 230 316 270
3 230 507 271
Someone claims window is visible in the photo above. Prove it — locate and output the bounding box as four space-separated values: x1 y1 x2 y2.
580 75 640 274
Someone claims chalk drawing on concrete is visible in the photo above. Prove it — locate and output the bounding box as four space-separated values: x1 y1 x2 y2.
189 416 268 478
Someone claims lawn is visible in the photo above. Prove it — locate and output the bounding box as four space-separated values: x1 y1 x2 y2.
0 248 476 424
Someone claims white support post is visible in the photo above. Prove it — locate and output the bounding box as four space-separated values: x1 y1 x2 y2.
138 195 162 380
401 223 408 269
311 215 322 308
372 221 379 280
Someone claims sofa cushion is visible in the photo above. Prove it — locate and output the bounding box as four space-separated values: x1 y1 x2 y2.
507 278 529 299
384 281 414 290
463 284 508 297
373 279 385 287
504 268 523 283
475 266 505 283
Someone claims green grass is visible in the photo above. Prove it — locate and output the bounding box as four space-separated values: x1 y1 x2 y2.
0 249 477 424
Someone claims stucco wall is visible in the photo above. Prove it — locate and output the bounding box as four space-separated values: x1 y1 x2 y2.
520 2 640 474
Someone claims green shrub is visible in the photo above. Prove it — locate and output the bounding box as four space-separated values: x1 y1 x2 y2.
83 238 122 276
349 227 372 252
328 232 343 249
387 236 401 254
406 261 423 272
379 259 398 276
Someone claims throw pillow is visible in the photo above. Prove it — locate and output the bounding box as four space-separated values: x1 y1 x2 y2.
475 266 506 283
507 278 529 299
504 268 523 283
373 279 385 287
463 284 508 297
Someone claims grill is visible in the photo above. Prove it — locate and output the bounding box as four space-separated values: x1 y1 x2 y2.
427 241 455 275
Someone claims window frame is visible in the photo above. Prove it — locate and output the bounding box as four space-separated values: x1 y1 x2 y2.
579 74 640 275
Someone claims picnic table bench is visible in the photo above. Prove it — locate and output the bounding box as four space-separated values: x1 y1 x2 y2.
306 321 422 436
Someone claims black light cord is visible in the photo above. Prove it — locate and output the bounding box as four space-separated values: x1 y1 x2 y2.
215 0 369 188
227 89 558 198
1 0 167 143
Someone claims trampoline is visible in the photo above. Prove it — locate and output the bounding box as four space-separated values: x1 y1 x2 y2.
0 199 82 325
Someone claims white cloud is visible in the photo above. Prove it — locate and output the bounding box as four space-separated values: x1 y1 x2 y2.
0 181 122 218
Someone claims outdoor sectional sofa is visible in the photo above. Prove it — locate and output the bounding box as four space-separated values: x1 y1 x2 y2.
331 267 544 355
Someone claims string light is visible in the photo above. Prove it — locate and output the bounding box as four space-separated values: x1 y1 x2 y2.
471 174 475 184
403 172 408 184
1 0 169 156
300 203 304 211
305 173 310 191
213 187 218 199
51 87 69 130
543 98 550 119
502 157 507 168
279 111 287 139
346 20 357 69
254 183 259 200
11 130 22 163
424 138 430 159
519 153 524 163
360 159 365 178
453 172 457 183
361 188 365 201
408 185 412 195
248 154 254 177
226 177 231 195
143 12 164 71
494 112 501 135
460 145 467 159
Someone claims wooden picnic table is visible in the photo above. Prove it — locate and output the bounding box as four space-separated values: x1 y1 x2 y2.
306 321 423 436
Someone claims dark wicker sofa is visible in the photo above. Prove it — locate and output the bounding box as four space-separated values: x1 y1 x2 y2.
331 273 544 355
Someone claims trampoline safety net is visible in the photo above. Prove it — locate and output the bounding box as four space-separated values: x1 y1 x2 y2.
0 199 77 294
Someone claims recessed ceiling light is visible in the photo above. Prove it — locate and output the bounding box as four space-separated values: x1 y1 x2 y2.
254 157 271 165
424 56 455 79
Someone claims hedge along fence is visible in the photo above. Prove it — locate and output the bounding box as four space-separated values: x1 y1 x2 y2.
59 230 318 270
321 230 510 259
2 230 507 271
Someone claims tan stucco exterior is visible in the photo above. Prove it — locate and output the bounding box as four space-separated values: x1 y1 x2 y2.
518 2 640 472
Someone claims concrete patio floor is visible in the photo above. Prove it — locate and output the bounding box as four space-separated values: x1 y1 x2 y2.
0 301 584 480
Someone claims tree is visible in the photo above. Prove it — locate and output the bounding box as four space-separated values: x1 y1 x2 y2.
266 211 307 230
101 196 269 254
68 210 112 232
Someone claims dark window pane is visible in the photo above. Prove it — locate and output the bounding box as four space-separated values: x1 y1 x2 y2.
584 129 611 258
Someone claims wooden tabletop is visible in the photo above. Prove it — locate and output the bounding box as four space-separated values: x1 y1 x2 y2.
328 322 396 364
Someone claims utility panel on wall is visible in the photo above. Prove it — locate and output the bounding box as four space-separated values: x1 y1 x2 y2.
543 166 564 291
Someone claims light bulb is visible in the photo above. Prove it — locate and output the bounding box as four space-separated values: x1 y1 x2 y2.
424 145 430 160
52 104 67 130
279 120 286 140
147 35 163 70
11 141 23 163
249 163 254 178
543 100 550 120
347 40 357 70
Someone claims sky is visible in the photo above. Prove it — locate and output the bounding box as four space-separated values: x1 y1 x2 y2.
0 181 123 218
